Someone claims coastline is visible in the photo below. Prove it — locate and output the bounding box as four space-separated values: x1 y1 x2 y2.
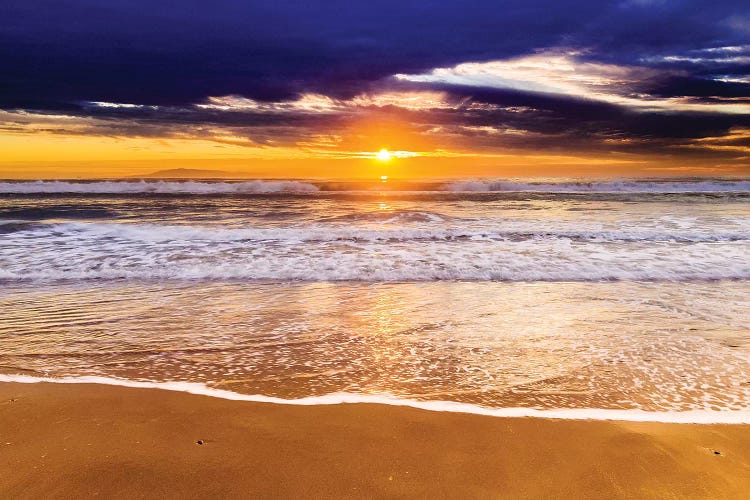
4 374 750 424
2 382 749 499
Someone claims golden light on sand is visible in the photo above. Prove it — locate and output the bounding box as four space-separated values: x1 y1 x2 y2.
376 148 392 162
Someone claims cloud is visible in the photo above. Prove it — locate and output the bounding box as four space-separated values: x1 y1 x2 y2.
1 0 749 170
727 15 750 35
195 91 459 113
395 51 750 114
3 0 748 107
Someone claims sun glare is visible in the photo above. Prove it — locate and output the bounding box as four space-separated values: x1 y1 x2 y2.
376 148 392 162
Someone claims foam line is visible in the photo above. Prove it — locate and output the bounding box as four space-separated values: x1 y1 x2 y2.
2 374 750 424
1 179 749 194
5 220 749 243
445 179 750 193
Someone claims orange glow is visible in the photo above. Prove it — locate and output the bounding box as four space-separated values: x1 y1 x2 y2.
0 117 746 178
376 149 392 162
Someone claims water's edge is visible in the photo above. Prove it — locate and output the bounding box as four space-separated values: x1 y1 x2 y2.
3 374 749 424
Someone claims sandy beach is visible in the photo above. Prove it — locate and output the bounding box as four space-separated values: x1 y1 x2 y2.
1 382 748 499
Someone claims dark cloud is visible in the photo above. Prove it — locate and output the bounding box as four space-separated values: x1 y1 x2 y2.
2 0 747 105
641 75 750 99
1 0 749 161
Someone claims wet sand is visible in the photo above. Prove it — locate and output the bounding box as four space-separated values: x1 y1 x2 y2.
1 382 749 499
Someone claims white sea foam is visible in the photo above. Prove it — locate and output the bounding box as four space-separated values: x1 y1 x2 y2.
445 179 750 193
0 180 319 194
2 374 749 424
2 220 749 281
1 184 748 282
1 179 749 194
5 220 749 243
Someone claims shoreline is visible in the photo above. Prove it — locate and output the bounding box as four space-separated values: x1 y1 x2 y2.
2 382 750 498
3 374 750 424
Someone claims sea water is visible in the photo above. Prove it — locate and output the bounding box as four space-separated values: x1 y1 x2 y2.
1 178 749 422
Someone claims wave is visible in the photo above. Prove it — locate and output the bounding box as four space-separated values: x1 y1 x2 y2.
3 265 746 282
2 374 749 424
4 220 749 243
0 180 319 194
445 179 750 193
0 207 120 220
2 220 749 282
1 179 748 195
0 222 39 234
321 209 449 223
1 242 748 282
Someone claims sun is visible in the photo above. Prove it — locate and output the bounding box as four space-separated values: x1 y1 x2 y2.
376 148 392 162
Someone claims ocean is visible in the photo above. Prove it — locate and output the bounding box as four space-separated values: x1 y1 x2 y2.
1 178 749 422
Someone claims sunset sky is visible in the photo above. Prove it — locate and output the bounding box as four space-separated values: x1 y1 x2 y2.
2 1 750 178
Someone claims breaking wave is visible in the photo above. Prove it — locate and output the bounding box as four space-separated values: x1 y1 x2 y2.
1 178 749 195
2 220 748 243
445 179 750 193
1 221 749 282
320 210 449 223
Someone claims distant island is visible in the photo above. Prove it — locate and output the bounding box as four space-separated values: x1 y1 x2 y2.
133 168 230 178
